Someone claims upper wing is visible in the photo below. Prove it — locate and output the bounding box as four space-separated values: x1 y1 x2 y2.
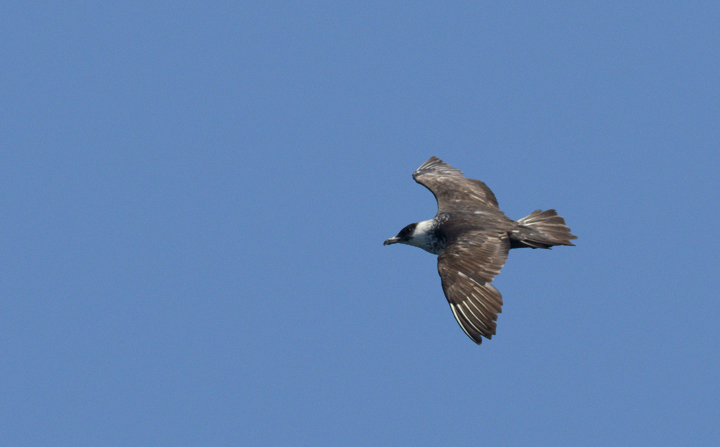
413 156 499 212
437 231 510 345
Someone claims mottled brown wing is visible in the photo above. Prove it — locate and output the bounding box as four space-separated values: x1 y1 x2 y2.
413 156 499 212
437 231 510 344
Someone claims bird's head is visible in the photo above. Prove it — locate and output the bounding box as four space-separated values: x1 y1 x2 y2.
383 223 418 246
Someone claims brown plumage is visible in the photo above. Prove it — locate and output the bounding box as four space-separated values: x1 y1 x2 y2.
384 156 577 345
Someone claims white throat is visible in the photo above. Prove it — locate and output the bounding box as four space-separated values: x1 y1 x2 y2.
408 219 442 254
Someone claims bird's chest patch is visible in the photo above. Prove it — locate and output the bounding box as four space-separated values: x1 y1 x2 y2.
411 218 448 255
424 234 446 255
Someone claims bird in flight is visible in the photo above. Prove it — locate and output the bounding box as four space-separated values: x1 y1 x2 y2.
384 156 577 345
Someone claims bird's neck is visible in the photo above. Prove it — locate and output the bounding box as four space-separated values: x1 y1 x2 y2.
409 219 444 254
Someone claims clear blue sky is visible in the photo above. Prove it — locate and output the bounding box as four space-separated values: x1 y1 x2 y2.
2 2 719 446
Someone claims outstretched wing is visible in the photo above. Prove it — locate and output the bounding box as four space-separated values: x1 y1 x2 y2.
437 231 510 344
413 156 499 212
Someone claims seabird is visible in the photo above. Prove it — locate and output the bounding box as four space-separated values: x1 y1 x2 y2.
384 156 577 345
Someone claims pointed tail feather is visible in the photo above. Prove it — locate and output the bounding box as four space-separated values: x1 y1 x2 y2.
515 209 577 249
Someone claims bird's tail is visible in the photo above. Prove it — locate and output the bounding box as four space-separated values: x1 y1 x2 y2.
515 209 577 249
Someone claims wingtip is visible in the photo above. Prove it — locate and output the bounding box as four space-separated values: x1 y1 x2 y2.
414 156 464 177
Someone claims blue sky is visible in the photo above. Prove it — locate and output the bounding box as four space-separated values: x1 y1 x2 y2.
2 1 719 445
